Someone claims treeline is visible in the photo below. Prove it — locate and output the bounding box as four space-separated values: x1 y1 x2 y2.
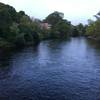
43 11 86 38
86 12 100 41
0 2 87 49
0 2 40 48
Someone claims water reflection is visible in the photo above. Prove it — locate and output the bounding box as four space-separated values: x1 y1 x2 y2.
0 38 100 100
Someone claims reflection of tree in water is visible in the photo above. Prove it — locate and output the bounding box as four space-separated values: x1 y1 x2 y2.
0 45 39 67
86 39 100 58
0 50 11 67
0 50 13 79
86 39 100 50
0 56 10 67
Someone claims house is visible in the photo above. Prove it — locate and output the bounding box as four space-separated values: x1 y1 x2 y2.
40 23 51 30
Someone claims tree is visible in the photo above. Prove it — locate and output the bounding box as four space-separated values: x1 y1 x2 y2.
72 26 79 37
44 11 71 39
0 3 17 38
44 11 64 26
86 19 96 37
0 2 40 47
86 11 100 40
19 15 40 45
77 23 86 36
8 22 20 43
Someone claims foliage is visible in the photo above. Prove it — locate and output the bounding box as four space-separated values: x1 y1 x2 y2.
72 27 79 37
44 11 71 39
0 2 40 48
77 23 86 36
44 11 64 26
0 2 88 49
72 23 86 37
86 12 100 40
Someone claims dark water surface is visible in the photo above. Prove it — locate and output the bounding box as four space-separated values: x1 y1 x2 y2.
0 37 100 100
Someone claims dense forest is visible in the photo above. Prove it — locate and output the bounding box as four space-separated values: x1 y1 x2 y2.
0 2 99 49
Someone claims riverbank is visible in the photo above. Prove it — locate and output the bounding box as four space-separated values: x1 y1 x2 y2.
87 36 100 42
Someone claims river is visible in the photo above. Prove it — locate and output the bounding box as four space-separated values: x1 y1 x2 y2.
0 37 100 100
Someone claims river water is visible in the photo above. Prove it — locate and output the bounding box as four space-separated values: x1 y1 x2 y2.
0 37 100 100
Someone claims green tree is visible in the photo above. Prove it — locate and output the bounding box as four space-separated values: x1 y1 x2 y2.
72 27 79 37
44 11 71 39
77 23 86 36
0 2 40 47
86 12 100 40
7 22 20 43
19 15 40 45
44 11 64 26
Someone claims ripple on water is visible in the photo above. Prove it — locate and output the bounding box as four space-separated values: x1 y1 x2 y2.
0 38 100 100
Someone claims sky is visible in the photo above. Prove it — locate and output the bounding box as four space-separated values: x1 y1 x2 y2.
0 0 100 25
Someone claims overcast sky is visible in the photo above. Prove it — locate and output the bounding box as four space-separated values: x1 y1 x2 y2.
0 0 100 25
